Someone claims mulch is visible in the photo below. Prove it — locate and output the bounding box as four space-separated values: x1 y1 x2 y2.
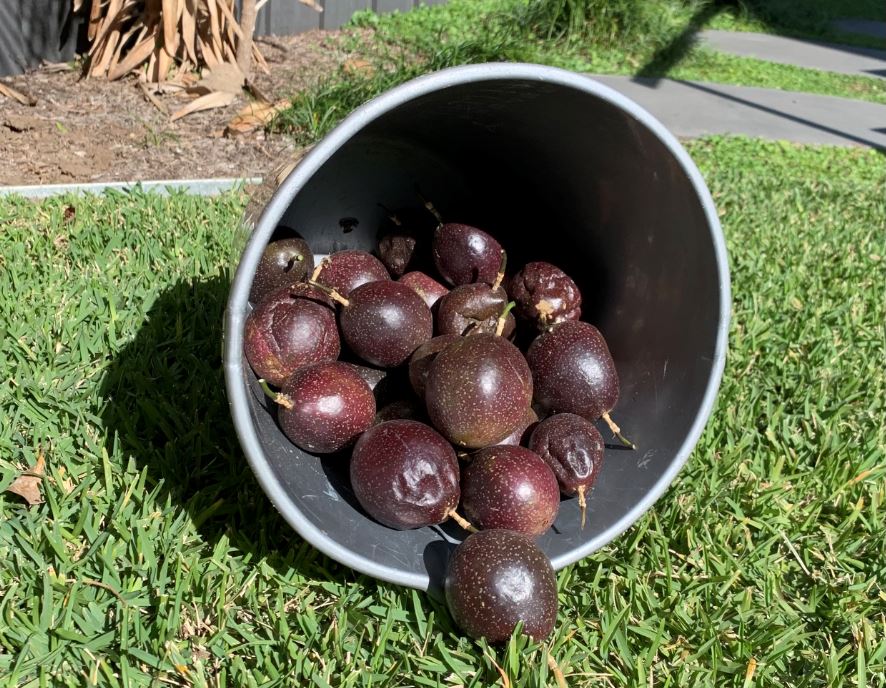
0 30 361 186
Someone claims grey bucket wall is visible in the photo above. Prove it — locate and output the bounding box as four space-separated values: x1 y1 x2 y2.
224 63 730 590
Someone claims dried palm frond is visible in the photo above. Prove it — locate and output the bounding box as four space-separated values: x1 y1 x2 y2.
81 0 320 84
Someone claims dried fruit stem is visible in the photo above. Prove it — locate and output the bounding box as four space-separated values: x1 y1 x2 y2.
415 188 443 226
577 485 587 530
307 279 350 307
492 250 507 291
377 202 401 226
257 379 294 409
448 509 478 533
494 301 516 337
309 257 328 283
601 411 637 450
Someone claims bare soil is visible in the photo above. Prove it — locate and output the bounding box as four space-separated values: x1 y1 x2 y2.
0 30 358 186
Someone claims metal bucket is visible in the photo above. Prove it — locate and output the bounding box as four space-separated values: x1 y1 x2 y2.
224 63 730 590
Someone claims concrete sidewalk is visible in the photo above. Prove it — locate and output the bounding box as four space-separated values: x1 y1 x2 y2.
589 75 886 150
698 29 886 80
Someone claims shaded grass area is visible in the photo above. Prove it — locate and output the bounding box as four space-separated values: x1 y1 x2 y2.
710 0 886 49
272 0 886 146
1 139 884 685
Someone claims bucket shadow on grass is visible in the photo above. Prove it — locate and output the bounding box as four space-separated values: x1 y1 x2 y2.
98 276 364 584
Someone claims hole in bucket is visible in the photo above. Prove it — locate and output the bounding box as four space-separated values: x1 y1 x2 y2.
339 217 359 234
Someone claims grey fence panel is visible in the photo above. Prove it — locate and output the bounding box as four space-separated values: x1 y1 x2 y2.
375 0 414 12
0 2 24 76
320 0 371 30
1 0 445 74
251 0 432 34
0 0 82 76
258 1 321 34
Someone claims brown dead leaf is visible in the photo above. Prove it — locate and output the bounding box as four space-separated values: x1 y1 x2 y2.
170 90 236 122
225 99 287 137
144 80 188 95
342 58 374 77
271 146 312 187
244 80 272 105
273 160 297 186
138 80 169 114
40 61 75 73
0 81 37 106
182 0 197 63
205 0 222 53
187 62 245 96
162 0 177 54
215 0 244 39
56 465 75 494
484 653 510 688
6 449 46 506
251 42 270 75
88 0 103 41
108 30 156 80
547 652 568 688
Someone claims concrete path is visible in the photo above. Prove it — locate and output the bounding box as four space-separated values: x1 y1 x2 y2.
0 177 261 198
588 75 886 150
698 29 886 80
831 19 886 42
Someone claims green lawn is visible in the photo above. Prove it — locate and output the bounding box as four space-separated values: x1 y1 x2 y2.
1 138 884 686
274 0 885 146
709 0 886 49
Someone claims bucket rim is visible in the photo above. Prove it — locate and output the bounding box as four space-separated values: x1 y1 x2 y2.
224 62 731 589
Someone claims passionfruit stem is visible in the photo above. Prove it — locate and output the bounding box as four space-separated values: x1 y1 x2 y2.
448 509 478 533
415 187 443 226
257 379 294 410
307 279 350 307
601 411 637 450
492 249 507 291
377 202 401 226
309 257 328 283
577 485 587 530
494 301 516 337
284 251 304 273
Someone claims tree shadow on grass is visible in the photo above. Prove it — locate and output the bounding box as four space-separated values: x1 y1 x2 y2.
97 275 359 582
636 0 886 80
635 0 730 79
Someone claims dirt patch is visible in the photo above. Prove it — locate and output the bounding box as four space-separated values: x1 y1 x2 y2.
0 30 362 186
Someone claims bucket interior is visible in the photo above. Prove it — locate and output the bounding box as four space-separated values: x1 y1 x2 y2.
237 74 725 587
